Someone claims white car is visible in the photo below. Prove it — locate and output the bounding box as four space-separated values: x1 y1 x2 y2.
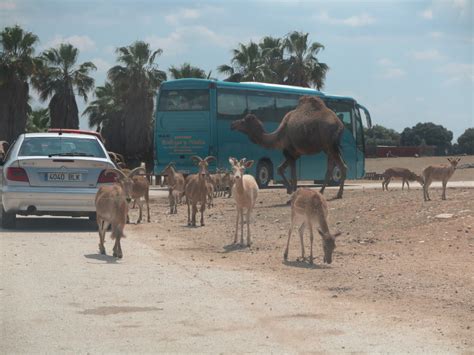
0 130 117 228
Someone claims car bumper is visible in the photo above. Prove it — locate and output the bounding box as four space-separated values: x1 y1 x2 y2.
1 185 98 214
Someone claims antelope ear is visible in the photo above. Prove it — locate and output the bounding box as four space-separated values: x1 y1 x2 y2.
229 157 237 166
190 156 202 165
447 158 452 163
244 160 254 169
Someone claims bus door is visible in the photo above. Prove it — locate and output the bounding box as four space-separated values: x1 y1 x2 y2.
156 89 211 173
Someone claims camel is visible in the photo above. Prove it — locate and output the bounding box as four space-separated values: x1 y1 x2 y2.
231 95 347 198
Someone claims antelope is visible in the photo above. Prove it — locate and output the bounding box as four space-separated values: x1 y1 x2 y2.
127 167 150 224
422 157 461 201
95 168 134 258
229 157 259 247
185 156 216 226
284 188 341 264
0 141 9 161
161 162 186 213
382 167 424 191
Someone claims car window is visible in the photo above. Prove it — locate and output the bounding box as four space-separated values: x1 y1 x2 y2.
19 137 106 158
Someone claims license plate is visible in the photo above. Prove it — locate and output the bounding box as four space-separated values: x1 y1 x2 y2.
47 172 82 182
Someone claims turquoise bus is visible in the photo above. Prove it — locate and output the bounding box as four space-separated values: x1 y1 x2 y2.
154 79 372 188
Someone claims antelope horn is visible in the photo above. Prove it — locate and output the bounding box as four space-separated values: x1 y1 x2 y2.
204 156 216 163
104 168 128 181
128 167 146 177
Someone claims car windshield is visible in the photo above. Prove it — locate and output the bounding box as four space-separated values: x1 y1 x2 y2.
19 137 106 158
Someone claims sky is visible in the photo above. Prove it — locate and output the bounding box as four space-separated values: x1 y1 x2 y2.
1 0 473 140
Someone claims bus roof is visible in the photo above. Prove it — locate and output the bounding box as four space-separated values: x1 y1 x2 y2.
159 78 358 103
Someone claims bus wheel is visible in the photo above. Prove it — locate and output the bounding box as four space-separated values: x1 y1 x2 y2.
330 166 342 186
256 160 272 188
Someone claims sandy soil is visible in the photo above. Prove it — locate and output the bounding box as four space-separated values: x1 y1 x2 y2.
131 172 473 350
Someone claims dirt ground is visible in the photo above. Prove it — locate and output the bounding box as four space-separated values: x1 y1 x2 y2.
127 157 473 350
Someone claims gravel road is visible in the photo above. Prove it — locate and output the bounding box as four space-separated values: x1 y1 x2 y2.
1 217 464 353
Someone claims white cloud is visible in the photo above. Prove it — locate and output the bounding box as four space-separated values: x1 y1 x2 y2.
383 68 405 79
0 1 16 10
420 8 433 19
410 49 443 61
429 31 444 39
165 8 201 25
146 26 236 56
437 62 474 85
44 35 96 52
378 58 405 79
317 11 375 27
91 58 111 74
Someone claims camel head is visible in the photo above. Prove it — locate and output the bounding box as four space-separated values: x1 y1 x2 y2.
318 229 342 264
231 114 264 138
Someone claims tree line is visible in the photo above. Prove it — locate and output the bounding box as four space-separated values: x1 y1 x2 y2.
365 123 473 155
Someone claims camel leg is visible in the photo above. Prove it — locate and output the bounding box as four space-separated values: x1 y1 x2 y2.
277 155 293 194
334 152 347 199
320 157 335 194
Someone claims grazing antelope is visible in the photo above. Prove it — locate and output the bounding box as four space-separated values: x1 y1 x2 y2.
185 156 216 226
422 157 461 201
284 188 341 264
161 162 186 213
229 157 259 247
95 169 134 258
382 167 424 191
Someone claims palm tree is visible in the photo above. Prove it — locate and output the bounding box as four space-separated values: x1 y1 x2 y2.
283 31 329 89
32 43 96 129
26 107 50 132
83 81 125 153
107 41 166 166
0 25 39 142
169 63 207 79
217 41 266 82
259 36 286 83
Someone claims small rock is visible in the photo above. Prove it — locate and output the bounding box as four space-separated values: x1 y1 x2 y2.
435 213 454 219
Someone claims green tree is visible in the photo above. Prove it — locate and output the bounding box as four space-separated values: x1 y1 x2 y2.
26 107 50 132
83 81 124 153
457 128 474 154
400 122 453 155
169 63 207 79
32 43 96 129
283 31 329 89
217 41 266 82
364 124 400 147
107 41 166 165
259 36 286 83
0 25 39 142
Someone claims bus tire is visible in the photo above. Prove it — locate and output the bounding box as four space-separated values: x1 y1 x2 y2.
1 206 16 229
329 165 342 186
256 160 272 189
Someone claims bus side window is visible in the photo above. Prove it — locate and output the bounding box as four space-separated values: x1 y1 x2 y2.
275 95 299 121
217 90 247 120
248 93 275 121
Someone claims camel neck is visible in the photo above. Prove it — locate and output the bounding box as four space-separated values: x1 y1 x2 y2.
248 125 284 149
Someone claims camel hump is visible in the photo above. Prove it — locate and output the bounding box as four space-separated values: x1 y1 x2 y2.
297 95 326 111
